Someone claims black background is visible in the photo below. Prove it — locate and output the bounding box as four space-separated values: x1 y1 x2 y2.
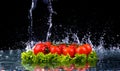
0 0 120 50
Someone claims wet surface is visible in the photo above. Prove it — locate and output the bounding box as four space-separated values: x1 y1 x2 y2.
0 49 120 71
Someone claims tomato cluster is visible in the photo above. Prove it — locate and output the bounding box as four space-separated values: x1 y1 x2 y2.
33 41 92 57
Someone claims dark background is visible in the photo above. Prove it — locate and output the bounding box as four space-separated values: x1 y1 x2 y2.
0 0 120 50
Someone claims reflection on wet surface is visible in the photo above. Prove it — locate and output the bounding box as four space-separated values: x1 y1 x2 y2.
0 49 120 71
0 50 24 71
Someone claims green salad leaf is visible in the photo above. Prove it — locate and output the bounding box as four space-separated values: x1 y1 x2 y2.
21 50 98 69
59 54 72 67
72 54 87 67
21 50 35 64
87 51 98 67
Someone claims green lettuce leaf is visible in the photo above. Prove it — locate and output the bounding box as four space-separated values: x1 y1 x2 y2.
72 54 87 67
59 54 72 67
21 50 98 69
21 50 35 64
87 51 98 67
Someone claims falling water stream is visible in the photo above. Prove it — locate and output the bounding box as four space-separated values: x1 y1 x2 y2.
26 0 38 51
46 0 54 41
0 0 120 71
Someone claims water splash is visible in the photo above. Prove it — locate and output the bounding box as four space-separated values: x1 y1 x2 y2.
46 0 56 41
26 0 56 50
26 0 38 51
72 33 80 44
61 32 80 44
25 40 35 51
28 0 37 40
25 0 120 62
62 33 70 44
61 31 120 60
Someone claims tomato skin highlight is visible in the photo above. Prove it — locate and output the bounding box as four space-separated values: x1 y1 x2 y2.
83 44 92 54
75 45 88 54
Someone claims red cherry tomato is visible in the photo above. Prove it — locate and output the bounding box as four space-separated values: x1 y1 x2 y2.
75 45 88 54
33 42 50 55
63 46 75 57
44 41 52 48
33 43 45 55
68 46 75 57
50 45 61 55
83 44 92 54
62 47 68 55
58 44 67 53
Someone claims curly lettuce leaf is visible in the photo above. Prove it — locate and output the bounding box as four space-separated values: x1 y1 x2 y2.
72 54 87 67
21 50 35 64
21 50 98 69
87 51 98 67
47 53 61 68
59 54 72 67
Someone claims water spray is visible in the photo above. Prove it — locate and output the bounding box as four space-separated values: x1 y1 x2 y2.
46 0 56 41
26 0 38 51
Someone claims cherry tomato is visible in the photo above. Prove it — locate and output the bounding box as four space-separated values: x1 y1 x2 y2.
50 45 61 55
63 46 75 57
83 44 92 54
68 46 75 57
33 42 50 55
58 44 67 53
62 47 68 55
44 41 52 48
42 46 50 54
75 45 87 54
69 43 77 55
33 43 45 55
